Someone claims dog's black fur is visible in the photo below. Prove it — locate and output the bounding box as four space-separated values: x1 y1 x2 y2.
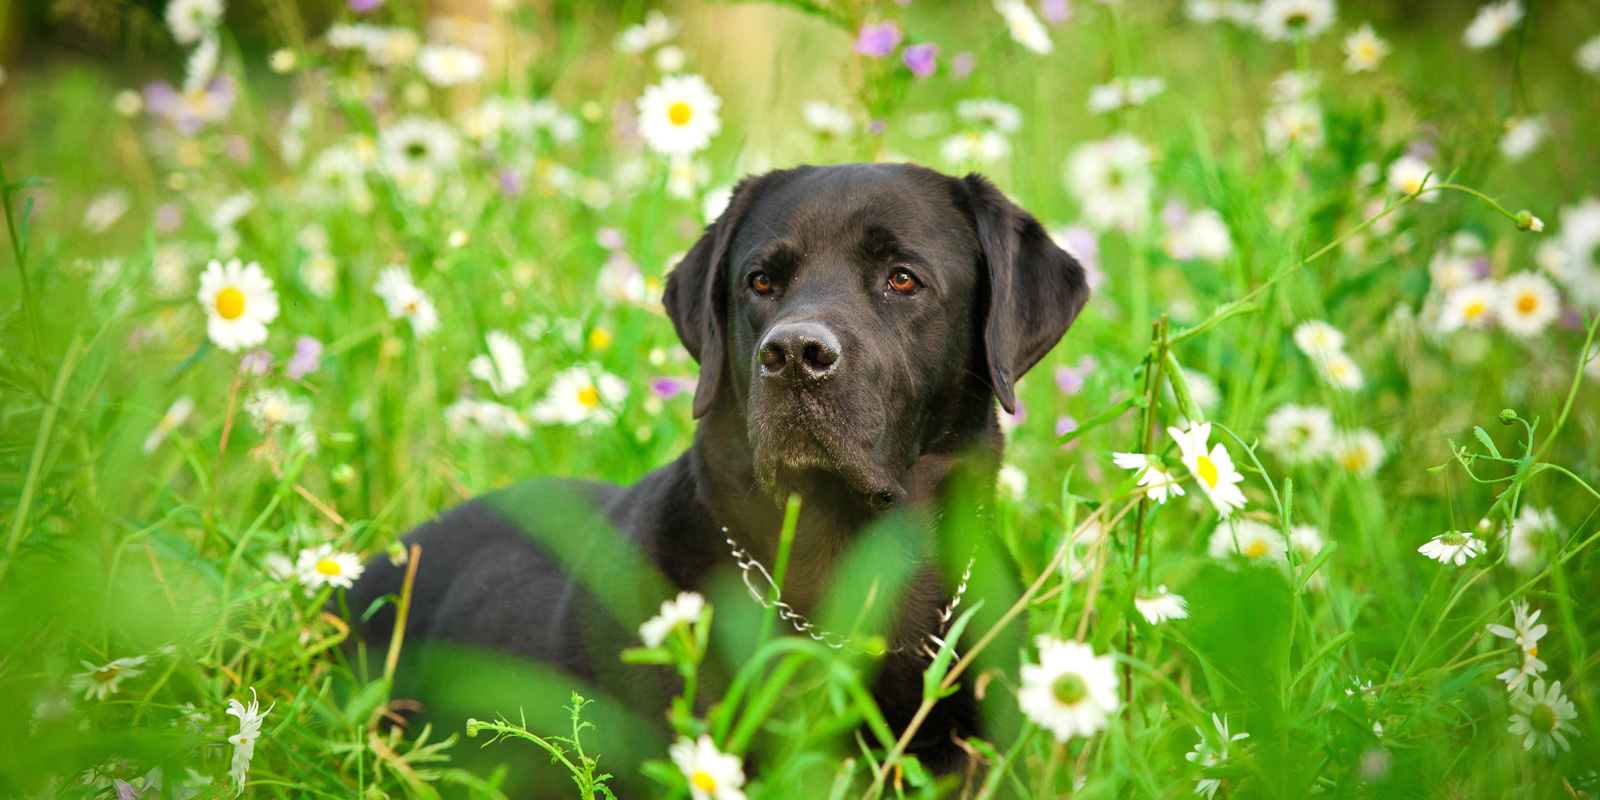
349 162 1089 786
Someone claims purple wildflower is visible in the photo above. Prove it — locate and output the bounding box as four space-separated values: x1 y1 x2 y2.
1054 355 1099 394
349 0 384 11
952 52 975 79
239 349 273 376
287 337 324 380
902 43 939 78
853 21 902 57
498 168 526 196
1040 0 1072 24
650 376 698 400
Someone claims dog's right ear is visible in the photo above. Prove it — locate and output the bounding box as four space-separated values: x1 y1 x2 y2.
663 170 789 418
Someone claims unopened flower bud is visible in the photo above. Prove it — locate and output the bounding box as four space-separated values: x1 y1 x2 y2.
1515 210 1543 232
1498 408 1518 425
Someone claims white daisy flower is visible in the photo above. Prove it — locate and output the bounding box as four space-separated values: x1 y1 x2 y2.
1330 428 1385 477
1134 585 1188 624
1463 0 1524 50
940 130 1012 165
529 364 629 426
373 266 440 338
1495 651 1549 694
1387 155 1438 201
1256 0 1336 42
416 44 486 87
636 74 722 158
144 396 196 454
1496 272 1560 338
1168 421 1248 517
227 687 273 794
468 331 529 396
1555 198 1600 309
1578 35 1600 75
955 98 1024 134
294 544 365 593
1168 207 1232 262
378 118 461 204
444 397 531 440
197 259 279 353
616 10 679 54
1343 24 1390 72
1208 519 1288 563
166 0 225 46
1506 506 1559 571
1487 601 1548 661
1499 116 1545 161
69 656 148 701
1086 76 1166 115
1289 524 1324 561
243 388 311 439
1437 280 1500 333
1018 636 1119 741
801 100 854 136
1065 134 1153 232
995 0 1053 55
654 44 687 73
1508 679 1579 756
1262 101 1325 153
1292 320 1345 359
1263 403 1335 464
1188 713 1250 800
998 463 1029 501
639 591 707 648
1418 530 1486 565
1111 452 1186 504
1315 351 1365 391
83 190 130 233
1488 602 1550 692
670 734 744 800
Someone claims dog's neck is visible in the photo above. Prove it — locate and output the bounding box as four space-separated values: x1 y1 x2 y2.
681 377 1003 614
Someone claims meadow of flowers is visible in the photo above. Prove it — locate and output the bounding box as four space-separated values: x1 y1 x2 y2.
1 0 1599 796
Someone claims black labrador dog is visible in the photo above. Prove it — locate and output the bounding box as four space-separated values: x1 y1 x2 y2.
349 162 1089 783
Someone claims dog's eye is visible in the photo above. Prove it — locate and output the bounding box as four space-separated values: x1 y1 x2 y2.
750 272 774 295
888 268 921 295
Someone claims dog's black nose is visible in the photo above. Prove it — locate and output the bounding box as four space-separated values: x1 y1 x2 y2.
759 322 841 382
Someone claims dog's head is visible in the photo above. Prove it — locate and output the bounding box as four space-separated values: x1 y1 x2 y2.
664 163 1089 506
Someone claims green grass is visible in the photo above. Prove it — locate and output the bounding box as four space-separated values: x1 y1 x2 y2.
1 0 1599 797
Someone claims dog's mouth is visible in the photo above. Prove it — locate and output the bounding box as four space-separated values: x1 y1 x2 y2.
749 394 902 509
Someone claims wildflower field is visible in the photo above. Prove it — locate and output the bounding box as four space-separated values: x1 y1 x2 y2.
3 0 1600 796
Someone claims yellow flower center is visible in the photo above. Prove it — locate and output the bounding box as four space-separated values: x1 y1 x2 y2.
93 666 122 683
589 327 613 350
1341 453 1365 471
1195 455 1219 488
577 386 601 408
1463 300 1487 321
690 771 717 791
1529 703 1556 733
315 558 343 576
216 287 247 320
1516 293 1537 314
1244 540 1269 558
668 102 693 126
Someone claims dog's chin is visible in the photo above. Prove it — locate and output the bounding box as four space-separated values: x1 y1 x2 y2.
751 426 901 511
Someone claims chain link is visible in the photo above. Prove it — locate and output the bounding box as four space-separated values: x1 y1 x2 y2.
724 527 975 658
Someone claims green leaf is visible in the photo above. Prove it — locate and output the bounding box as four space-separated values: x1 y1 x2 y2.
1164 350 1205 423
1473 426 1502 459
1055 395 1141 445
343 676 392 727
921 600 984 698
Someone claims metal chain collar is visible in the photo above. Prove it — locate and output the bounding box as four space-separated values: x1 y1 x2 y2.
723 527 975 659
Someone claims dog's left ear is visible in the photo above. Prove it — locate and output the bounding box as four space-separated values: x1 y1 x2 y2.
663 169 800 418
960 174 1091 414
